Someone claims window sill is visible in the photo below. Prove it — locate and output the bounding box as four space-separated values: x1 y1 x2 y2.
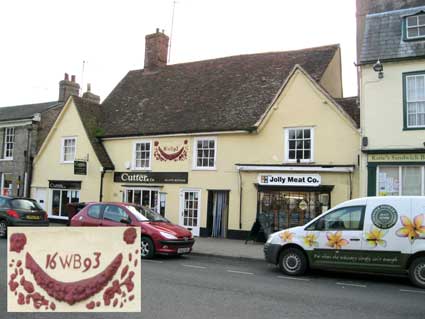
131 168 152 171
284 161 314 164
61 161 74 164
192 167 217 171
0 158 13 161
403 126 425 131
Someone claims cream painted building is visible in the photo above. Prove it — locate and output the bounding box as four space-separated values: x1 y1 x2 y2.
358 4 425 197
31 30 360 239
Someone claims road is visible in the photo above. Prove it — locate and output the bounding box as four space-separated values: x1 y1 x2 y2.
1 238 425 319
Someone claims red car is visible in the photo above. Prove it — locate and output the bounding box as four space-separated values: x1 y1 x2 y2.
70 202 194 259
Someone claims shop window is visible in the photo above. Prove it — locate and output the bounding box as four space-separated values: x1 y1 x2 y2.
3 127 15 159
125 188 159 212
307 206 365 231
61 137 76 163
405 14 425 40
1 173 13 196
193 137 216 169
51 189 80 217
404 73 425 128
285 127 314 163
133 141 151 170
378 166 424 196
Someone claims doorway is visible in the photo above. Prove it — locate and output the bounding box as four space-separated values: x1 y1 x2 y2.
206 191 229 238
179 189 201 236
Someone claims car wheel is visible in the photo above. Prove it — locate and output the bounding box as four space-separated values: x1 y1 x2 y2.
409 257 425 289
279 247 308 276
0 220 7 239
141 237 155 259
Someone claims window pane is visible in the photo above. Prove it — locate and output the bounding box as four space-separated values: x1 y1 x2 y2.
209 140 215 148
420 26 425 36
289 141 296 149
304 150 311 159
288 130 295 139
402 166 421 195
289 151 295 159
408 16 417 27
296 130 303 139
305 139 311 149
408 28 419 38
319 206 364 231
296 150 302 159
419 15 425 25
417 76 425 100
304 129 310 138
378 166 399 196
407 77 416 100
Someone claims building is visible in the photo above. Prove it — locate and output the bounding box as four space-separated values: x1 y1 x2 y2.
0 74 83 197
31 30 360 238
358 1 425 197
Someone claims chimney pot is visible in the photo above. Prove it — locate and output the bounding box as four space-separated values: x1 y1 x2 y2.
156 28 159 33
87 83 91 92
64 73 69 81
59 72 80 101
71 75 76 82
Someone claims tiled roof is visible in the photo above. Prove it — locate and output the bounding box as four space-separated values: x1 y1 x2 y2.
100 45 340 137
360 6 425 63
37 105 64 152
334 97 360 128
0 101 62 122
72 96 115 170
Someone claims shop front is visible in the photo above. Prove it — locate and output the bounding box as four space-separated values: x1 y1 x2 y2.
366 151 425 196
48 180 81 219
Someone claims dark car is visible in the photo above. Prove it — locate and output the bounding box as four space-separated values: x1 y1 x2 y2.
70 202 195 259
0 196 49 238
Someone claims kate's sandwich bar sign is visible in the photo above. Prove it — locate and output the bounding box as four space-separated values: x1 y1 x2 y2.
7 227 141 312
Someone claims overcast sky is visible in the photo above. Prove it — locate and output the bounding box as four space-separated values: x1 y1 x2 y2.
0 0 357 107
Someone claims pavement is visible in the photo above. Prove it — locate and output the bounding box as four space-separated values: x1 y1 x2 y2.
50 223 264 260
1 237 425 319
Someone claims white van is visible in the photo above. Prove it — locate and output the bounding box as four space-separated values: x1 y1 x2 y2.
264 196 425 288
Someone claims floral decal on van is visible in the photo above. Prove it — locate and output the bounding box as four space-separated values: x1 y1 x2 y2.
326 231 348 249
302 233 319 248
396 214 425 244
365 227 387 248
279 231 295 243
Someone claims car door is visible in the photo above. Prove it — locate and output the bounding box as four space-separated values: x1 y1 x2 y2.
101 204 132 227
80 204 104 226
361 197 411 272
307 205 366 269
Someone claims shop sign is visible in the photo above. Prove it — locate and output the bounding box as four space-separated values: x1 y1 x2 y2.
74 161 87 175
258 174 321 187
49 180 82 190
8 227 141 312
114 172 188 184
368 153 425 162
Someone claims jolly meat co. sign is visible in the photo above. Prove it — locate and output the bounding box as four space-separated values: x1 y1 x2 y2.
258 174 321 187
7 227 141 312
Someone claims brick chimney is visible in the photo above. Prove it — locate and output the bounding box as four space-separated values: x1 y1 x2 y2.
82 83 101 104
58 73 80 102
144 28 169 70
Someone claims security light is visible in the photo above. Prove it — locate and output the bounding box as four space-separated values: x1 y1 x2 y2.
373 59 384 79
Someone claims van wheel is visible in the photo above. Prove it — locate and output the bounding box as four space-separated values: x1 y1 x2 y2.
0 220 7 239
141 237 155 259
409 257 425 289
279 248 308 276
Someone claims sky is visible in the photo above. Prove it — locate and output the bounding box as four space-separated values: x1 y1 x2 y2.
0 0 357 107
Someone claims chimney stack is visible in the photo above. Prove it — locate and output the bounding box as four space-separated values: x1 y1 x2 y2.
58 73 80 102
82 83 101 104
144 28 169 70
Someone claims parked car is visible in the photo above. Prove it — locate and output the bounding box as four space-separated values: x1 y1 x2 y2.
264 196 425 288
65 202 91 226
0 196 49 238
70 202 195 258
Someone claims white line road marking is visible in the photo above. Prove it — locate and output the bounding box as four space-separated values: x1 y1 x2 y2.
142 260 164 264
227 270 254 275
400 289 425 295
182 264 207 269
277 276 310 282
336 282 367 288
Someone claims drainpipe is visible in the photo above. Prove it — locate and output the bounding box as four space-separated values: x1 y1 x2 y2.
99 167 105 202
24 125 33 197
238 169 243 229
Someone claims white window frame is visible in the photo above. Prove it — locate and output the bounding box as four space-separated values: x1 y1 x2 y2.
192 137 217 170
132 141 152 170
3 127 15 160
376 165 425 196
60 137 77 164
284 127 314 163
406 14 425 40
405 73 425 128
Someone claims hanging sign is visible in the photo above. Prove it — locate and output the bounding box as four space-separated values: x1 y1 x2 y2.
7 227 141 312
258 174 321 187
74 161 87 175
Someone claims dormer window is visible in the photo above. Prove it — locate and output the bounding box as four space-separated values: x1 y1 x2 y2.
406 14 425 40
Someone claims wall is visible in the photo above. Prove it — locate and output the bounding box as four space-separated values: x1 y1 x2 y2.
319 47 343 98
31 99 103 213
103 69 360 232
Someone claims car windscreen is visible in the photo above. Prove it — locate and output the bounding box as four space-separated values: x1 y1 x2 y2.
126 205 169 222
11 199 43 211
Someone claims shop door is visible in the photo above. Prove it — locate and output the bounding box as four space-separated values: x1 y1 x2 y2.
34 188 47 210
206 191 229 238
179 189 201 236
